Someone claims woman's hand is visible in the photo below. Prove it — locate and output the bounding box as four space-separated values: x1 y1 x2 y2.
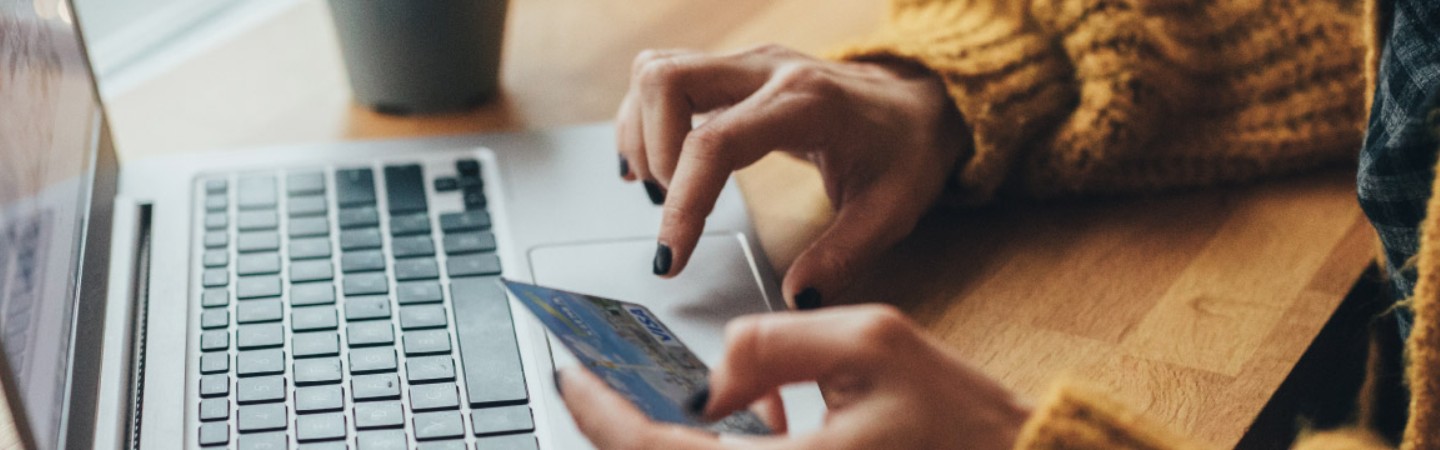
558 305 1030 450
617 45 967 307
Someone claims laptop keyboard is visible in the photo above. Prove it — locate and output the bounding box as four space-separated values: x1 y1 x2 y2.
193 158 536 449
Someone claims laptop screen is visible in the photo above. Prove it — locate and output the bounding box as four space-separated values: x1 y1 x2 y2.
0 0 106 448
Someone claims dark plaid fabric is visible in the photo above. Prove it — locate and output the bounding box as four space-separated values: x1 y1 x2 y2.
1358 0 1440 341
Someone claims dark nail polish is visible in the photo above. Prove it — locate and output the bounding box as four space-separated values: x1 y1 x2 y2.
795 287 822 310
684 387 710 418
653 243 673 276
619 155 631 178
643 181 666 205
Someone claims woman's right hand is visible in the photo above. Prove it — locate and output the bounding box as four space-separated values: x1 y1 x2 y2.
559 304 1032 449
616 45 968 308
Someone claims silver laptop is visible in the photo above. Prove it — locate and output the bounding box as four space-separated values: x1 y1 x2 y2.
0 2 822 448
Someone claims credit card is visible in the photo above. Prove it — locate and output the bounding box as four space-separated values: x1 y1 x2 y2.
501 278 773 435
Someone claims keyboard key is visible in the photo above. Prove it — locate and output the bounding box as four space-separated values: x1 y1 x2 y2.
205 212 228 230
341 250 385 273
238 210 279 231
289 216 330 238
201 330 229 351
336 168 376 207
201 308 229 329
203 249 229 268
238 231 281 253
298 442 347 450
345 296 391 321
338 206 380 229
199 422 229 446
344 274 388 296
289 196 328 217
442 232 496 255
402 330 451 356
202 269 229 288
471 405 534 436
446 254 502 277
201 352 229 374
201 288 230 308
392 235 435 258
238 323 285 349
340 228 383 251
456 159 480 177
296 412 346 442
397 282 443 305
237 376 287 404
405 356 455 383
238 431 287 450
389 213 430 236
412 411 464 441
292 306 338 332
200 374 229 397
237 299 283 324
417 441 465 450
291 260 334 282
206 178 229 194
433 177 459 192
357 430 407 450
290 237 332 260
295 358 344 385
296 385 345 413
462 186 487 210
394 258 439 281
384 165 428 214
475 434 537 450
238 275 282 299
354 401 404 429
348 347 397 374
293 332 340 358
346 322 394 347
200 398 230 421
451 277 527 406
400 306 447 330
237 403 287 432
409 383 459 411
351 374 401 402
238 349 286 377
205 195 228 212
204 231 228 248
202 288 230 307
238 176 278 210
238 253 282 275
439 211 490 233
288 172 326 196
291 282 336 306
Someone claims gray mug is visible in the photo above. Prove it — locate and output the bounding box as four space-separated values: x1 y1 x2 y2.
328 0 509 115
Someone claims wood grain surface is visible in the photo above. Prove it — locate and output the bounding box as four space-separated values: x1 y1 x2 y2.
55 0 1372 448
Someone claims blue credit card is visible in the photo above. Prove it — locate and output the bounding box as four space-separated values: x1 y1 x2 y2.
501 278 772 435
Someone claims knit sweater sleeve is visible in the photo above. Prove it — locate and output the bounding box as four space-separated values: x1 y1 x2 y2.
832 0 1364 204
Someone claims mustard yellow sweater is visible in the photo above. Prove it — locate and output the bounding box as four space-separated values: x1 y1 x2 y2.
836 0 1440 448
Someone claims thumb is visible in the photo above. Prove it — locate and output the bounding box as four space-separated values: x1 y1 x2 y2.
782 189 918 309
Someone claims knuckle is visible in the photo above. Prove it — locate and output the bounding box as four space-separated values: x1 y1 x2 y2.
773 63 831 92
637 58 684 90
682 127 732 158
746 43 793 57
850 305 914 349
663 203 708 228
632 49 667 72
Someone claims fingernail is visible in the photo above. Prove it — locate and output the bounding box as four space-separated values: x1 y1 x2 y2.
644 181 666 205
619 155 631 178
795 287 822 310
684 386 710 418
653 243 673 276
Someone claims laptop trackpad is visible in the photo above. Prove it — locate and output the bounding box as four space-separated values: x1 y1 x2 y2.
527 233 778 367
527 233 827 435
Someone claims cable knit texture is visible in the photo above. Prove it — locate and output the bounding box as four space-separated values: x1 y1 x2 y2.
830 0 1440 449
833 0 1365 204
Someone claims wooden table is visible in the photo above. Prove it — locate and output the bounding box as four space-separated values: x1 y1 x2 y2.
84 0 1377 447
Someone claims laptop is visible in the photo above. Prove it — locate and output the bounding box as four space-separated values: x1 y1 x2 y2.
0 1 823 448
